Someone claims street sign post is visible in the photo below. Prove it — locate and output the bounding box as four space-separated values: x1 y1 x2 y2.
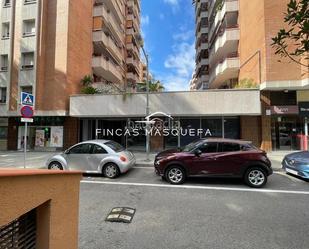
20 92 35 169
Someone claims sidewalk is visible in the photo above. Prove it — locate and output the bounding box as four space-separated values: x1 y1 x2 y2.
0 150 298 170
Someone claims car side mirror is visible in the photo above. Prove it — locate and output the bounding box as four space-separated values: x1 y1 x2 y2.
64 149 69 154
194 149 202 157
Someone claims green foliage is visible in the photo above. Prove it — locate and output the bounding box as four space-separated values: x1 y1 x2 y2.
234 78 258 89
81 75 93 87
271 0 309 67
81 86 100 94
139 80 165 92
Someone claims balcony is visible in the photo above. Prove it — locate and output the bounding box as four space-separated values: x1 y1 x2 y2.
95 0 123 23
127 72 139 83
196 58 209 71
92 56 123 83
93 31 122 63
209 0 239 39
209 27 239 64
209 56 239 88
93 4 124 44
126 57 140 73
126 42 140 58
196 42 209 57
197 27 208 38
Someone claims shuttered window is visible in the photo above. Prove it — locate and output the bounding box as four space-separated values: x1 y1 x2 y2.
0 209 36 249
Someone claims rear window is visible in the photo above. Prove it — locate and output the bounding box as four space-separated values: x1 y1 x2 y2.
105 141 124 152
219 143 240 152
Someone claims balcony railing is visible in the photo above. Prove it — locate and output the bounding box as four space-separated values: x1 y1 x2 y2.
92 56 123 83
209 26 239 63
93 4 124 44
209 54 239 88
93 31 122 63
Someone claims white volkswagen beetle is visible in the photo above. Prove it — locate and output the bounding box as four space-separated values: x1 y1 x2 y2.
46 140 136 178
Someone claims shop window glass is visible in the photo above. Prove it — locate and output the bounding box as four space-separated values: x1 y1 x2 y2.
0 127 7 139
202 118 222 138
180 118 200 146
224 117 240 139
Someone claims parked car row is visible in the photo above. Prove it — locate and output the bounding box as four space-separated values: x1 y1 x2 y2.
46 138 308 188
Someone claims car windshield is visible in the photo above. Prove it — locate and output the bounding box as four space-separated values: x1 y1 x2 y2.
105 141 125 152
182 140 202 152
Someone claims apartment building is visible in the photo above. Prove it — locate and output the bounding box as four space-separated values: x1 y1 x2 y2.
0 0 142 151
191 0 210 90
193 0 309 151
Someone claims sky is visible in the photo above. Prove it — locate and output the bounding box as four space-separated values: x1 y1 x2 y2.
141 0 195 91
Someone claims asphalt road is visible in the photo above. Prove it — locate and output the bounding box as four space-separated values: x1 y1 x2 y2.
79 167 309 249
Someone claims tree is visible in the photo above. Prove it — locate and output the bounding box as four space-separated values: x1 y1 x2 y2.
80 75 93 86
271 0 309 68
80 75 100 94
139 80 165 92
234 78 258 89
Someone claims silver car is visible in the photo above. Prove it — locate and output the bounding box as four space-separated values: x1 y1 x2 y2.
46 140 136 178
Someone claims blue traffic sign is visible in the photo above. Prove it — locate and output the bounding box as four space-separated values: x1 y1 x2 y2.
21 92 34 106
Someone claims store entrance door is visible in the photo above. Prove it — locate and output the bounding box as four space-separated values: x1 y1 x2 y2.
272 116 302 150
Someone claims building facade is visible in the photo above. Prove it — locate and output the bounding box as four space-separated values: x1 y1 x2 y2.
192 0 309 151
191 0 210 90
0 0 142 151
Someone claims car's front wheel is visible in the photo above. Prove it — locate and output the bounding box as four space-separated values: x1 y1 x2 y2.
165 165 186 185
244 167 267 188
103 163 120 179
48 161 63 170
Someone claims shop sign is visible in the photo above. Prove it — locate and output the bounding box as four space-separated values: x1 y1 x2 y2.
298 102 309 117
270 105 299 115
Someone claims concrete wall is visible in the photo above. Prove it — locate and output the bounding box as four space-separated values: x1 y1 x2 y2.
70 90 262 117
0 169 82 249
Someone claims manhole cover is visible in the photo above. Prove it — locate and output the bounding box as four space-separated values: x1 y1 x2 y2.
106 207 136 223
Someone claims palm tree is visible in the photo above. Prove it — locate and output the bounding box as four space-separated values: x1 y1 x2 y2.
81 75 93 87
139 80 165 92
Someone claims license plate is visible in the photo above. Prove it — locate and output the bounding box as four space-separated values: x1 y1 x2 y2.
286 168 298 175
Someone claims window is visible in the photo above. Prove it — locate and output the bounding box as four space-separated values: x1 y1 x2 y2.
23 19 35 36
0 54 8 71
69 144 93 154
0 87 6 103
21 52 34 69
92 144 107 154
3 0 10 7
0 126 7 139
198 142 218 153
2 22 9 39
21 86 32 94
105 141 124 152
219 143 240 152
24 0 37 4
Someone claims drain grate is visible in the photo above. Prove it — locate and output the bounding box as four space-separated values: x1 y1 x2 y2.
106 207 136 223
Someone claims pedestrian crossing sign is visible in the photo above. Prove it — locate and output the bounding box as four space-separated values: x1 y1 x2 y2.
21 92 34 106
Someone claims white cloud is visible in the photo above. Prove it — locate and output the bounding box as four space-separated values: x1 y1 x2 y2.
141 15 149 26
172 30 194 42
163 0 179 6
160 41 195 91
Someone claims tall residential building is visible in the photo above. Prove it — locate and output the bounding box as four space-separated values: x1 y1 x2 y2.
0 0 142 151
191 0 210 90
92 0 142 90
193 0 309 151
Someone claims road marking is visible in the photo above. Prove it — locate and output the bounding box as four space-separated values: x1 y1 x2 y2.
274 171 304 182
81 180 309 195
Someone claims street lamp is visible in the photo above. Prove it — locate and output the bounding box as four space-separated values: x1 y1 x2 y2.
135 33 150 161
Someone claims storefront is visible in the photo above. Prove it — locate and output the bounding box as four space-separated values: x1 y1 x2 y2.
16 117 65 151
268 91 308 151
80 116 241 151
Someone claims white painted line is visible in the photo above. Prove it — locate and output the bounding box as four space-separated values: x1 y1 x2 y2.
81 180 309 195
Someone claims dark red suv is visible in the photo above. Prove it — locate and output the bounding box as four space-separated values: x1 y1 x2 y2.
154 138 273 188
